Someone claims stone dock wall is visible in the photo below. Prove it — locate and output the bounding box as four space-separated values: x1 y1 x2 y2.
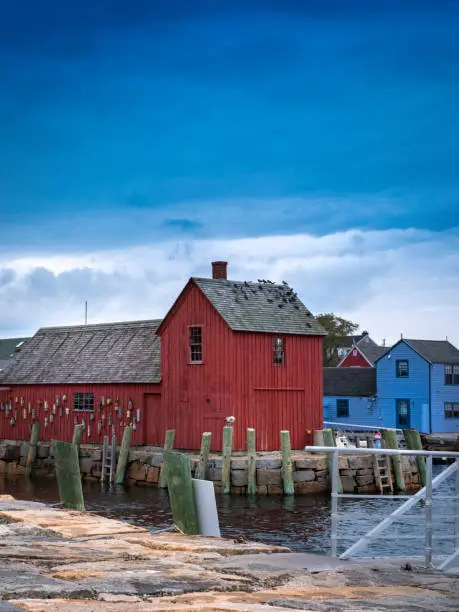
0 439 421 495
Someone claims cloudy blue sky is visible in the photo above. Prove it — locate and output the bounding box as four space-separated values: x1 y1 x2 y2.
1 0 458 344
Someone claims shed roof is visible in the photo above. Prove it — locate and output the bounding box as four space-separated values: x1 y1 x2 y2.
0 320 161 385
323 367 376 397
402 339 459 364
192 277 326 336
359 343 388 365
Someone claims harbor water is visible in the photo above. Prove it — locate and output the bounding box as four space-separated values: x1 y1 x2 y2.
1 464 456 559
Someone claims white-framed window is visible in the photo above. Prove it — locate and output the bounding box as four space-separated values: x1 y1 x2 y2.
73 392 94 412
444 402 459 419
445 364 459 385
189 326 203 363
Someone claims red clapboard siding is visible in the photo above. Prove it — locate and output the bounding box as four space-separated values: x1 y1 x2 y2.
339 348 372 368
158 281 323 452
0 383 160 445
159 282 234 451
231 332 323 450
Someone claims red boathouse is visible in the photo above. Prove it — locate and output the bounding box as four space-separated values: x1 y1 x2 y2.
0 262 326 451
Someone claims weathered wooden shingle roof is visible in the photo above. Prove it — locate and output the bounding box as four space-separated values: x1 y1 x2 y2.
193 278 326 335
359 343 388 366
0 320 161 385
323 367 376 397
402 339 459 364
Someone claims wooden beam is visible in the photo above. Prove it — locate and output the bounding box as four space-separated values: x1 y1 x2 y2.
323 428 342 494
247 428 256 496
403 429 426 487
115 426 132 485
280 430 294 495
25 423 40 479
159 430 175 488
164 451 199 535
221 426 233 494
196 432 211 480
52 440 85 511
381 428 406 492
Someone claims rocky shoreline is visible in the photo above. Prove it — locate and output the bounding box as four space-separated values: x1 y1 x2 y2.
0 494 457 611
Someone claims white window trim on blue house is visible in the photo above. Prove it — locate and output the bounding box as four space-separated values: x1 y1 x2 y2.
396 359 409 378
444 402 459 419
445 364 459 386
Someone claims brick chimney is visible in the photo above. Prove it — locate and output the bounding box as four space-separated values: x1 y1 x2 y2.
211 261 228 280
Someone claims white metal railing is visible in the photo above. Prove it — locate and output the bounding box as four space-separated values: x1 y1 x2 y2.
305 446 459 570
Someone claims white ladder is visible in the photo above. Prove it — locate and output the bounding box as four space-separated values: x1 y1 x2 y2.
101 434 117 484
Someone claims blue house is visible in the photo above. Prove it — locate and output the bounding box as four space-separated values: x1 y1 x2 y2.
323 367 379 426
375 339 459 434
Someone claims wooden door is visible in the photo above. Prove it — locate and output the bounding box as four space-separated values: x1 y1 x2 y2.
143 393 163 445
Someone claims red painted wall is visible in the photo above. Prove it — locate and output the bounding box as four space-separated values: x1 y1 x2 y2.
339 348 372 368
0 383 160 446
232 332 323 450
159 281 323 451
159 282 234 451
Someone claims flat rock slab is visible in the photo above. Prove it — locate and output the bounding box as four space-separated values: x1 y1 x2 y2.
124 532 289 555
209 552 350 577
0 500 48 511
0 508 148 538
0 568 95 600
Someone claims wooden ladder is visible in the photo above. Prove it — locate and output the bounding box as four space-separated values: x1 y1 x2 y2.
373 454 394 494
101 434 117 484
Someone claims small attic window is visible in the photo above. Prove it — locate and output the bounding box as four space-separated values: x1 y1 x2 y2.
189 326 203 363
273 337 285 365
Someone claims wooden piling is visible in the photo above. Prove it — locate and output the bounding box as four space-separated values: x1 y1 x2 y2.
196 432 211 480
52 440 85 511
221 426 233 494
159 429 175 488
247 428 256 495
115 426 132 485
164 451 199 535
72 424 84 454
381 428 406 492
280 430 294 495
323 428 343 494
403 429 426 487
25 422 40 479
313 429 325 447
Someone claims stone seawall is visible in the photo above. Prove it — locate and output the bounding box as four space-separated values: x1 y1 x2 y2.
0 439 421 495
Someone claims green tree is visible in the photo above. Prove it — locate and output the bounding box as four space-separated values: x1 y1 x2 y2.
316 313 359 366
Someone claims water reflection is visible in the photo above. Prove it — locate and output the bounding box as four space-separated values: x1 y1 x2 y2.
1 467 455 559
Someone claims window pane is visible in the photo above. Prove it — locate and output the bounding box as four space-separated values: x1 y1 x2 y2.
189 327 202 362
397 400 409 425
453 365 459 384
397 360 409 377
445 365 453 385
273 338 285 365
445 403 453 418
337 399 349 417
73 392 94 411
190 327 202 343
